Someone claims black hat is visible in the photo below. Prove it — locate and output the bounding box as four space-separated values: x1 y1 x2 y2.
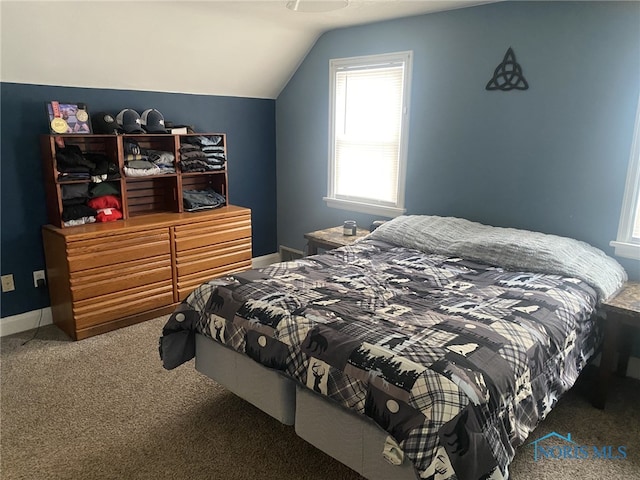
116 109 145 134
141 108 168 133
91 112 119 134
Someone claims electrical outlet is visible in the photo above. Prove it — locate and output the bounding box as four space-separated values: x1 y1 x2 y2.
1 274 15 292
33 270 46 288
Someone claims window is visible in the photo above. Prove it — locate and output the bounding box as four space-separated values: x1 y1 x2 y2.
324 51 412 217
611 93 640 260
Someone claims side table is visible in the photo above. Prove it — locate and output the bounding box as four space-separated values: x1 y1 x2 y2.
593 281 640 409
304 226 369 255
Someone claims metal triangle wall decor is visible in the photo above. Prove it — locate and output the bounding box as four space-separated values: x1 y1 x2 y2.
486 47 529 91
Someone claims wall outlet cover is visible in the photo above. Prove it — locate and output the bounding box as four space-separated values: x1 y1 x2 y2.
33 270 46 288
1 274 15 292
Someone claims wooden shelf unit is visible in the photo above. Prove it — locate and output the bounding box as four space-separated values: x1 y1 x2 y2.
40 132 230 227
40 132 251 340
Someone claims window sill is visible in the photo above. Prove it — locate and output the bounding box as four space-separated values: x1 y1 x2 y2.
324 197 405 218
610 240 640 261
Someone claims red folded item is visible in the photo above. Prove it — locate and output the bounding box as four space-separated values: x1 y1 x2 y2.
95 208 123 222
87 195 121 210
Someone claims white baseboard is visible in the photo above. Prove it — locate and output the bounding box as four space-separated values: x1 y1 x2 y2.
0 307 53 337
252 252 281 268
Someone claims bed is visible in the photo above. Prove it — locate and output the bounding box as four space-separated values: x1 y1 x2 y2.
159 215 627 480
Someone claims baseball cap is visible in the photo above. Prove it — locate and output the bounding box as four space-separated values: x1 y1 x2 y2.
141 108 168 133
116 109 145 134
91 112 120 134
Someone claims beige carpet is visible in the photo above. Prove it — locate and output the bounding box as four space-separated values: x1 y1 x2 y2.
1 318 639 480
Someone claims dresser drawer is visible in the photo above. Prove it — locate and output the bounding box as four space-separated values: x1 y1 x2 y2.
174 215 251 252
73 281 174 329
175 238 251 277
42 207 252 340
70 255 172 301
67 229 170 271
177 260 252 301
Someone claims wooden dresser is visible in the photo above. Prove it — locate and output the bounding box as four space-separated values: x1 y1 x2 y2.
40 131 252 339
43 206 251 340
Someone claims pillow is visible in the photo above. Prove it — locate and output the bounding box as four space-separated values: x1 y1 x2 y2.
369 215 627 302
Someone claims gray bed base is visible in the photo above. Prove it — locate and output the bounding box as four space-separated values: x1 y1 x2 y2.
195 334 418 480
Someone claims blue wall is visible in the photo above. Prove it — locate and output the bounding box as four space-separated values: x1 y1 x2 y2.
2 1 639 319
276 1 640 280
0 83 277 317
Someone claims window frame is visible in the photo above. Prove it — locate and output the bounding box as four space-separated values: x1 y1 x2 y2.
611 93 640 261
324 51 412 218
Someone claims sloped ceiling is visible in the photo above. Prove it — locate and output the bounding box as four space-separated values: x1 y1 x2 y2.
1 0 494 99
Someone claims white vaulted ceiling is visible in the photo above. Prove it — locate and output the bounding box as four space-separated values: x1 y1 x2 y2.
0 0 495 99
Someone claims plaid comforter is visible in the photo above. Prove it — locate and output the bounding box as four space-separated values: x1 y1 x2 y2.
160 227 616 479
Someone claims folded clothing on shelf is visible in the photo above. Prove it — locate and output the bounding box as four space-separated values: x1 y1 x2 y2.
182 189 226 212
87 194 123 222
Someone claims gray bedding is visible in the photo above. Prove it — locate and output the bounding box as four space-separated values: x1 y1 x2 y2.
368 215 627 302
159 215 627 480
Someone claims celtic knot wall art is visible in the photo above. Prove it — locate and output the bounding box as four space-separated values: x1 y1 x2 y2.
486 47 529 91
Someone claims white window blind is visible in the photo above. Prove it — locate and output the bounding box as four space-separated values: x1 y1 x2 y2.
611 93 640 260
633 194 640 240
325 52 411 217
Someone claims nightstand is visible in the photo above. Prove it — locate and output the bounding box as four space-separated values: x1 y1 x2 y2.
304 225 369 255
593 281 640 409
